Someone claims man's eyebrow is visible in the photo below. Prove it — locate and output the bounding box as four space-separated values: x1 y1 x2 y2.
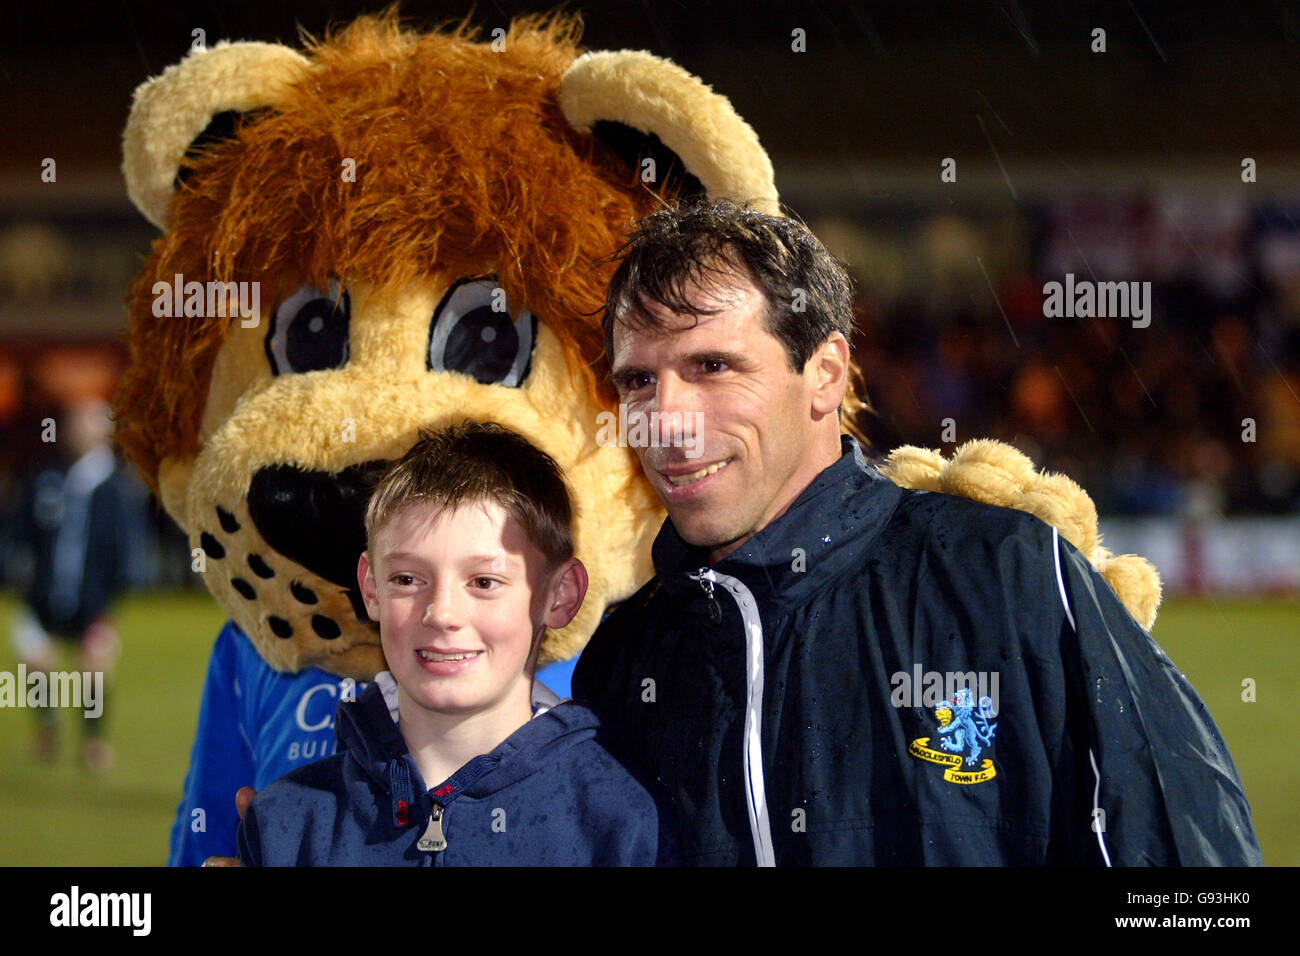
611 350 747 387
683 348 747 368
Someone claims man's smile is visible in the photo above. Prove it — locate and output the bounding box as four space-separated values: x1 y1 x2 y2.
662 458 733 487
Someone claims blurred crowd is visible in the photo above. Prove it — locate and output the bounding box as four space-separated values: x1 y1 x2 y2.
832 193 1300 516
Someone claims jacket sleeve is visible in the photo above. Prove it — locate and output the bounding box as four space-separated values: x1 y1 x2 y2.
1055 533 1264 866
167 625 258 866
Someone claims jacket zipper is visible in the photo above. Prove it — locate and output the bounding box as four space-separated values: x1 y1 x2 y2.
418 803 447 854
690 567 776 867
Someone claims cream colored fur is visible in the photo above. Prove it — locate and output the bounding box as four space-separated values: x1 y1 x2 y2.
879 440 1163 630
560 50 778 214
122 42 312 229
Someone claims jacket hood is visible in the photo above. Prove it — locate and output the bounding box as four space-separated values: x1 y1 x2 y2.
336 681 605 822
650 435 906 613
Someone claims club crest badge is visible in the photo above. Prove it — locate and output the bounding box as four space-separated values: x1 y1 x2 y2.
908 688 998 785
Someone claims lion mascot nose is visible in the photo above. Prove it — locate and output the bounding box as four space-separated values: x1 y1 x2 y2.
246 460 389 626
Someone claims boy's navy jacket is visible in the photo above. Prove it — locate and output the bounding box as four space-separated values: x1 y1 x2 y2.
573 436 1264 866
237 680 679 866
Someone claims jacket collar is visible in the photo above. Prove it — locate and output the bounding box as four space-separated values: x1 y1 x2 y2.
650 435 905 612
338 682 602 825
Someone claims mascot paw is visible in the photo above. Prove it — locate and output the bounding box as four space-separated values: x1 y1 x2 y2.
880 439 1163 630
1096 552 1162 632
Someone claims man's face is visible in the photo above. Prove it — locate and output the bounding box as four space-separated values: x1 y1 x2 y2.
610 267 829 560
358 499 554 723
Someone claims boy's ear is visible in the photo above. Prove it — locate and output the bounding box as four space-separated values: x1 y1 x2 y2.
358 551 380 621
542 557 589 631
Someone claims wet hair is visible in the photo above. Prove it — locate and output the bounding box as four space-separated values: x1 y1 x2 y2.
602 199 855 371
365 422 573 571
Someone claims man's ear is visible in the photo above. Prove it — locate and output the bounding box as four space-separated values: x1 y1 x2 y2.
543 557 589 630
810 331 851 417
357 551 380 621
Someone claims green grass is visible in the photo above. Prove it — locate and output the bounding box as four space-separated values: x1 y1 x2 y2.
0 590 224 866
0 591 1294 865
1147 596 1300 865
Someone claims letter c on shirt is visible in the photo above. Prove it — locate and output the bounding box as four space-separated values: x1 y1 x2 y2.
295 683 338 732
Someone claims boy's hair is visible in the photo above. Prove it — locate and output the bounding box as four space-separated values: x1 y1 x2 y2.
365 422 574 571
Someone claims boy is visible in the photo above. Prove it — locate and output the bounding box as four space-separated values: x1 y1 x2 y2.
237 423 678 865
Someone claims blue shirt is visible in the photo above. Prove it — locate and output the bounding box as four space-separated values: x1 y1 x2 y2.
167 623 363 866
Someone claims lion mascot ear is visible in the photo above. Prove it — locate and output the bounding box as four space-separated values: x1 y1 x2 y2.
120 41 314 537
559 50 778 214
123 42 311 231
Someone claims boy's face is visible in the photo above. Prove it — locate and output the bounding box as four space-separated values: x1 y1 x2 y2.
358 498 573 722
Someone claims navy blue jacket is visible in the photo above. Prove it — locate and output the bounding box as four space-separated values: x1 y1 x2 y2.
237 682 679 866
573 436 1263 866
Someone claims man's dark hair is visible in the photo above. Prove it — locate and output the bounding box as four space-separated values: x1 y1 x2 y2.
602 199 855 371
365 422 574 571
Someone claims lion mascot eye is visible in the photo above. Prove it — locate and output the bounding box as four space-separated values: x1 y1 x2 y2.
266 281 351 375
427 278 536 388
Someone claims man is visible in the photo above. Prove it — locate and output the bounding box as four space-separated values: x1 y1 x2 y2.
571 200 1263 866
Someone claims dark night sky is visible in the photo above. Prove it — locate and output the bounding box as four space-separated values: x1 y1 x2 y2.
5 0 1300 188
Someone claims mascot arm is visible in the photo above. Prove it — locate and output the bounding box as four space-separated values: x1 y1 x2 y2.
167 625 255 866
880 439 1162 630
1054 535 1263 865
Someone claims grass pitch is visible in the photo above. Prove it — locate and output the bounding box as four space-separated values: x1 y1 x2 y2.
0 590 1294 865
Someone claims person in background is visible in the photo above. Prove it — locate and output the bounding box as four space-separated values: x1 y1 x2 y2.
6 399 146 772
